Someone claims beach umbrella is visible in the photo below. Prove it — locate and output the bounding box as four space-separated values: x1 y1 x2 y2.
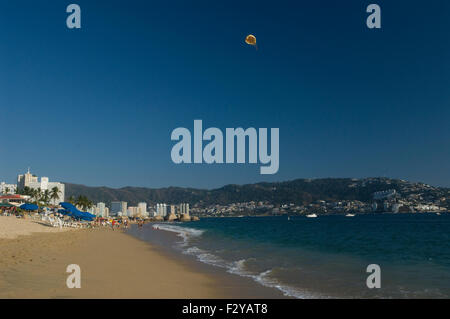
58 209 70 215
70 211 94 221
20 203 39 211
79 210 96 220
69 210 82 217
84 212 96 219
60 202 95 221
81 214 95 221
60 202 77 211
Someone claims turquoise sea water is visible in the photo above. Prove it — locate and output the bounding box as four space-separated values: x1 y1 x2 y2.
147 214 450 298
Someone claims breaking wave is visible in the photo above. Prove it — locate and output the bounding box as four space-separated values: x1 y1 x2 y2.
152 223 321 299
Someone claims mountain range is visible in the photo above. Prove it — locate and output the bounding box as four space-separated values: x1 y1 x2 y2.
64 177 448 207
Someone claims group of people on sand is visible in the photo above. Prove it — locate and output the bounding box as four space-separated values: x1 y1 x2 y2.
110 219 123 230
107 218 145 231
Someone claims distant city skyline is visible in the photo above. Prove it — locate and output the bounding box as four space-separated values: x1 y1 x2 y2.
1 1 449 188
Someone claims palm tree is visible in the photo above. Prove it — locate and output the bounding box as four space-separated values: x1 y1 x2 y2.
75 195 94 211
42 189 51 206
68 195 75 204
4 187 9 195
50 187 61 205
32 188 42 203
18 186 32 196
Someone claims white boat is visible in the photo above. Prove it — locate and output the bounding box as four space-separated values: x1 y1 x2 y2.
306 214 317 218
436 213 441 216
345 213 355 217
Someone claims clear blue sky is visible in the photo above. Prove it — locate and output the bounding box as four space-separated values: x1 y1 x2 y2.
0 0 449 189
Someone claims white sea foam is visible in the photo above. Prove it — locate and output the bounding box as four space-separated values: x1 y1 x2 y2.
253 269 324 299
197 253 227 266
152 224 204 246
185 246 204 255
184 246 231 268
228 263 321 299
229 259 250 275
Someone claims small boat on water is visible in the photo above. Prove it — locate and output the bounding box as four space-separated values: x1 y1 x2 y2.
345 213 355 217
306 214 317 218
287 216 290 220
436 213 441 216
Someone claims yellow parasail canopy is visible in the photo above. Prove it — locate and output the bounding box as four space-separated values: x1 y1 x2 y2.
245 34 257 49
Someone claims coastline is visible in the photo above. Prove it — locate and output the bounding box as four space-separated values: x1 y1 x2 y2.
126 223 286 299
2 214 449 298
0 217 282 298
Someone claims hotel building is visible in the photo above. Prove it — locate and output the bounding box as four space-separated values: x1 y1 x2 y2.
138 202 148 217
0 182 17 195
156 203 167 217
97 202 109 217
17 168 65 205
179 203 190 215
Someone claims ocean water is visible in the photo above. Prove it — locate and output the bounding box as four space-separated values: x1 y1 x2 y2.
138 214 450 298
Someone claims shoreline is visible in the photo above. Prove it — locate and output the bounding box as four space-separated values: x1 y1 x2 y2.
125 223 286 299
0 217 283 298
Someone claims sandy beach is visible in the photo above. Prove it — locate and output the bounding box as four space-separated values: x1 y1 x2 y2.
0 217 223 298
0 216 72 239
0 216 281 298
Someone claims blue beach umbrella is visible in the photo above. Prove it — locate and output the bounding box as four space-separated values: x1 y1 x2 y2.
80 213 95 221
59 202 95 221
20 203 39 211
72 211 84 219
58 209 70 215
84 212 96 219
60 202 78 211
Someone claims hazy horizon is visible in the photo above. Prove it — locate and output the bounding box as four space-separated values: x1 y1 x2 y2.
59 175 447 190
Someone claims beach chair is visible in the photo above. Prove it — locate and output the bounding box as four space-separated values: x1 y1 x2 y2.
55 217 63 228
46 216 59 228
48 216 55 227
41 215 50 224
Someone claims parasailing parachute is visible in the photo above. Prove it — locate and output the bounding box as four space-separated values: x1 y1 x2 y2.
245 34 257 50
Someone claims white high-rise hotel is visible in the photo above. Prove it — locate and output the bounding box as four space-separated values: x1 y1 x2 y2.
179 203 190 215
156 203 167 216
88 202 110 217
17 168 65 205
155 203 189 217
138 202 147 216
